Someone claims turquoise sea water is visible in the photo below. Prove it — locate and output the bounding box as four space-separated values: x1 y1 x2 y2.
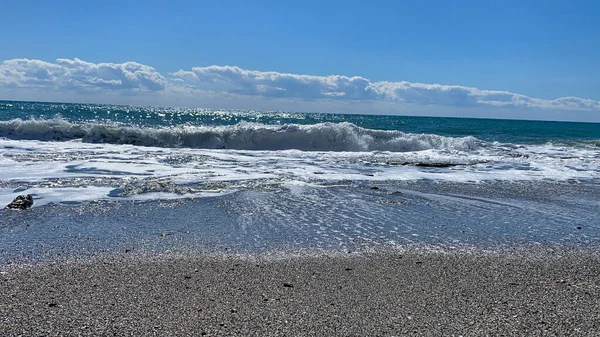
1 100 599 261
1 100 600 146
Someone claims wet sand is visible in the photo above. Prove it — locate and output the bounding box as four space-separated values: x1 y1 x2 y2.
2 247 599 336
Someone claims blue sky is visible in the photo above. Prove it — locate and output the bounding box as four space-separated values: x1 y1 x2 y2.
0 0 599 121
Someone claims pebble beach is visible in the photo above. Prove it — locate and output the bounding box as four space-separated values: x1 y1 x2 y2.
2 247 599 336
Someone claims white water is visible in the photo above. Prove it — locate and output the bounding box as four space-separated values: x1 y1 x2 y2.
0 118 478 152
1 135 599 207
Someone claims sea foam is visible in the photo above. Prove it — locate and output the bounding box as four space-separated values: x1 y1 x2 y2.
0 117 479 152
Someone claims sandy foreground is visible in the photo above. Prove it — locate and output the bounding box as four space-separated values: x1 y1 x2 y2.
1 248 599 336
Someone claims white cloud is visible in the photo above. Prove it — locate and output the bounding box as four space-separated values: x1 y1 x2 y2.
0 58 166 92
0 58 598 116
172 65 376 100
172 65 600 111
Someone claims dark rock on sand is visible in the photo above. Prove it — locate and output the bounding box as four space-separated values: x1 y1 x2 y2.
415 162 460 168
386 161 470 168
5 194 34 210
386 161 459 168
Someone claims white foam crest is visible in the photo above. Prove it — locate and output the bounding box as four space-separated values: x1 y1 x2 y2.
0 117 479 152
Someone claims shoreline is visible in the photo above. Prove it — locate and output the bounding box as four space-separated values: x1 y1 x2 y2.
2 180 598 265
2 247 599 336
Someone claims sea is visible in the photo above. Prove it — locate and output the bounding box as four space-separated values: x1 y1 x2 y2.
1 100 599 262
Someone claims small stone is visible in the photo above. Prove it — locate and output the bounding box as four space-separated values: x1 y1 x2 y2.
48 303 57 307
283 282 294 288
370 186 379 190
160 232 171 237
231 309 237 313
5 194 34 210
576 226 582 230
345 268 353 271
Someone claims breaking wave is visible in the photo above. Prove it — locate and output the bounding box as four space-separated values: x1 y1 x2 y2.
0 117 480 152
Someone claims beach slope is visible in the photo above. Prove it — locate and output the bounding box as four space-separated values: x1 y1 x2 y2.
2 249 599 336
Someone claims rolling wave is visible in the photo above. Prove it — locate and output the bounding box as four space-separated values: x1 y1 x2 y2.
0 117 480 152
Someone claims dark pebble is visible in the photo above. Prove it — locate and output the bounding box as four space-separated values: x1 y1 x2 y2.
283 283 294 288
5 194 34 210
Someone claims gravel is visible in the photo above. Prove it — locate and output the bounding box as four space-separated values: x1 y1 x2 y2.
1 248 599 336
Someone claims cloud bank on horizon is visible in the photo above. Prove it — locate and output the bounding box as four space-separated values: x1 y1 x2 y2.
1 57 599 117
